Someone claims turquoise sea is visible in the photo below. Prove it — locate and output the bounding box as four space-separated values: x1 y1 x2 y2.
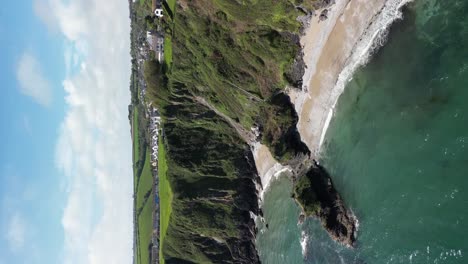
257 1 468 263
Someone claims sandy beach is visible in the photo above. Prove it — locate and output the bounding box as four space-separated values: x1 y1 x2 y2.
291 0 410 155
252 0 410 196
252 143 291 200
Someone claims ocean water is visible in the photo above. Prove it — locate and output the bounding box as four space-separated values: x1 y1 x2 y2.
256 175 304 263
257 1 468 263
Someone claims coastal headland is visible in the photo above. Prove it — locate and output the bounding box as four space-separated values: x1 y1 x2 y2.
254 0 414 249
130 0 413 262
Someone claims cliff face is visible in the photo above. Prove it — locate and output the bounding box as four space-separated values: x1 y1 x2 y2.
155 89 261 263
144 0 314 262
142 0 357 262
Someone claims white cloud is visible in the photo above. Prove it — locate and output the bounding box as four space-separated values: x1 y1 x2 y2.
35 0 133 263
16 52 53 107
5 213 27 252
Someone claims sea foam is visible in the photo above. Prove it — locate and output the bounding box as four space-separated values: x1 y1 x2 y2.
302 0 413 258
300 231 309 257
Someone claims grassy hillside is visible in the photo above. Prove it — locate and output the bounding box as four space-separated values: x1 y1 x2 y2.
158 134 172 264
149 0 311 162
143 0 318 263
158 92 261 263
133 109 140 190
136 150 153 212
138 189 154 264
131 105 153 264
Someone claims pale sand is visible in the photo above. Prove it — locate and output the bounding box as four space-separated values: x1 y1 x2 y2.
290 0 389 155
252 142 291 200
252 0 409 197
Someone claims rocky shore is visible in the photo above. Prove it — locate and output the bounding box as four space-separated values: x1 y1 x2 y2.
252 0 423 252
293 160 357 247
283 0 408 249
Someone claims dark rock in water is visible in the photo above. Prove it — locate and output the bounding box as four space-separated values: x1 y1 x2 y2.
293 160 357 247
319 9 329 21
298 213 306 225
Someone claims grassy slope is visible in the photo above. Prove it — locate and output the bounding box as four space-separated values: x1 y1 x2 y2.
164 36 173 68
158 134 172 264
132 109 141 264
137 150 153 211
138 190 154 264
159 95 260 263
167 0 176 13
143 0 316 263
144 52 261 261
169 0 299 125
162 0 309 162
133 109 140 187
134 147 153 264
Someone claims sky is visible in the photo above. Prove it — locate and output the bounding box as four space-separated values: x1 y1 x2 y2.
0 0 133 263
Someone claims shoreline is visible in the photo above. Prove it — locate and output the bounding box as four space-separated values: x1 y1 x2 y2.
251 142 292 201
251 0 414 255
290 0 413 156
252 0 412 205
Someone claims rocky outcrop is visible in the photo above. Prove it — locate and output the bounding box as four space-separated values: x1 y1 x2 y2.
285 52 306 88
294 160 357 247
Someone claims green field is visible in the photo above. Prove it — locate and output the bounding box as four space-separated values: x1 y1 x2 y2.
133 110 140 177
136 150 153 211
134 150 155 264
166 0 176 14
163 36 173 69
158 134 172 264
137 189 154 264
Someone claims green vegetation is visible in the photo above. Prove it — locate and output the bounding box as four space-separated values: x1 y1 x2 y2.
133 109 140 187
153 0 310 162
138 189 154 264
166 0 176 14
293 171 321 216
130 97 153 264
163 36 173 68
139 0 153 10
133 134 154 264
167 0 300 126
136 151 153 211
158 134 172 264
139 0 319 262
259 93 310 162
157 94 260 263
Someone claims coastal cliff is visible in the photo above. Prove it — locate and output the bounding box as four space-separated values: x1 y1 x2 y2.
136 0 364 262
142 0 317 262
293 161 357 247
161 93 261 263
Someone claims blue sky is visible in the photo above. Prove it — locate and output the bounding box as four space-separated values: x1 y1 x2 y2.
0 1 133 263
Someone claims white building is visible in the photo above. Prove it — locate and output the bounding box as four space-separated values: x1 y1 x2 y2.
154 8 163 18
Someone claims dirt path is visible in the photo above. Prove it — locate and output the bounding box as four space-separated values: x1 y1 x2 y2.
194 96 256 144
